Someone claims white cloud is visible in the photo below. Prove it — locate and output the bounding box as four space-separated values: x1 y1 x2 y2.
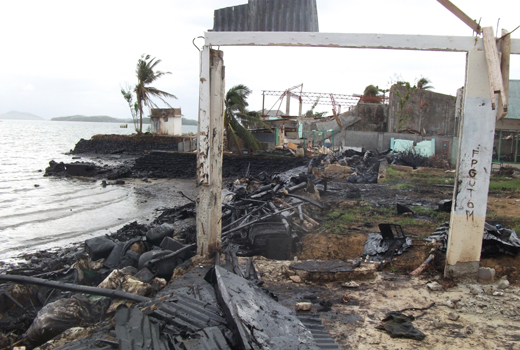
22 84 35 91
0 0 519 119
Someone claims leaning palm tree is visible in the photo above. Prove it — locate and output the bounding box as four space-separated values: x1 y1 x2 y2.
134 54 177 133
224 84 268 152
417 77 434 90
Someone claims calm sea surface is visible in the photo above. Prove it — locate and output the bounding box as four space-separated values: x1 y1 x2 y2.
0 120 198 261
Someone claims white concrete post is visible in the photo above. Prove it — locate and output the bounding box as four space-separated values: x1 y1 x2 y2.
286 91 291 115
196 47 225 258
445 45 497 278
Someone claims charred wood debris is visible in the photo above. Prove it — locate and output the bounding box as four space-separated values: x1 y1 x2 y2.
0 149 459 349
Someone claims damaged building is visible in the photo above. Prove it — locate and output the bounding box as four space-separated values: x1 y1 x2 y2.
302 84 457 162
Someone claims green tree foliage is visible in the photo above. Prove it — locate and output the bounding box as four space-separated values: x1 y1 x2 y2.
224 84 268 152
363 84 380 97
134 54 177 133
362 85 384 103
304 97 327 118
121 85 140 132
417 77 434 90
394 81 415 130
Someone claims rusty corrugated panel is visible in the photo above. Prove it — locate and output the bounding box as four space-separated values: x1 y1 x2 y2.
212 0 319 32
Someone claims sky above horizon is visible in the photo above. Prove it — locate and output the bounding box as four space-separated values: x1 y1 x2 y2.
1 0 520 120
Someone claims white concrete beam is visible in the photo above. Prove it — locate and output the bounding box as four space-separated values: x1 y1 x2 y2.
205 32 520 54
445 45 497 279
196 47 225 258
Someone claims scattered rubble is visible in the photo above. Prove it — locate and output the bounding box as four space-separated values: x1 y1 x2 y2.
361 224 412 262
428 222 520 257
376 312 426 340
5 138 520 349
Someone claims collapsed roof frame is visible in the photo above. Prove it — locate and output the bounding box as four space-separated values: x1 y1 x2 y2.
196 29 520 280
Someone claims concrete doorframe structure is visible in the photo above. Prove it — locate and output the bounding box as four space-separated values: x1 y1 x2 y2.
196 31 520 279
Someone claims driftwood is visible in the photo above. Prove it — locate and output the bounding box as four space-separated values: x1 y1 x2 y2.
0 274 150 303
410 250 436 275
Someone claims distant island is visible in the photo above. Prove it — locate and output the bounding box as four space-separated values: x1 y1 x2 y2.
0 111 43 120
51 115 198 125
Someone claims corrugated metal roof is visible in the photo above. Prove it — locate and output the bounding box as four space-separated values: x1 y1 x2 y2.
212 0 319 32
506 80 520 120
298 315 342 350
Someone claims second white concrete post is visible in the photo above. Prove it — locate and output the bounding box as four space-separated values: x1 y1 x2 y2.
445 45 497 278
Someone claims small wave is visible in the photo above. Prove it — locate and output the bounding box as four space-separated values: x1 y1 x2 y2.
0 194 131 230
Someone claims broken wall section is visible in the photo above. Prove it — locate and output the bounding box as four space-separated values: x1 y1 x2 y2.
388 85 457 136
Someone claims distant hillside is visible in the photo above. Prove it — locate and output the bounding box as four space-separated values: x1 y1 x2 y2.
0 111 43 120
182 118 197 125
52 115 116 122
52 115 197 125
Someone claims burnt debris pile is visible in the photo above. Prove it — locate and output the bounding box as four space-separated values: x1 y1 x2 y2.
361 224 413 262
309 148 438 184
44 160 133 180
0 209 198 348
427 222 520 257
221 166 328 260
0 165 335 349
45 153 310 181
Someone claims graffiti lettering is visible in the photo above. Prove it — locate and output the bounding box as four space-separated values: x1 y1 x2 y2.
465 148 479 222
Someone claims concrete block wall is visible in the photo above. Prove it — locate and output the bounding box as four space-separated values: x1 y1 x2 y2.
388 85 457 136
342 130 453 157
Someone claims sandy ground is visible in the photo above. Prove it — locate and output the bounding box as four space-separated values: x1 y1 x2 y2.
253 257 520 350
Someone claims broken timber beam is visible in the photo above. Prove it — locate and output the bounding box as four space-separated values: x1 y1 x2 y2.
436 0 482 34
482 27 507 114
498 28 511 120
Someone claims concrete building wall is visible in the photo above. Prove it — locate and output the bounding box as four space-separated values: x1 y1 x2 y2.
150 108 182 136
343 130 452 158
344 103 387 132
388 85 456 136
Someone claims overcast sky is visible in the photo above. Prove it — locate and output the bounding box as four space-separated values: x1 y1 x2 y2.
1 0 519 120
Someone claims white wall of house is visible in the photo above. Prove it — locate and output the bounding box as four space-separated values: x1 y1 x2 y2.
150 108 182 135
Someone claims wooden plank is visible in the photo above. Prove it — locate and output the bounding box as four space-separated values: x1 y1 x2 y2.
436 0 481 34
498 28 511 120
482 27 505 111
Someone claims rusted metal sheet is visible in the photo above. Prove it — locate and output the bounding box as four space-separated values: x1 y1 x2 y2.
212 0 319 32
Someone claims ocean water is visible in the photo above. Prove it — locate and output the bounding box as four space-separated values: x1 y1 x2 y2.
0 120 198 261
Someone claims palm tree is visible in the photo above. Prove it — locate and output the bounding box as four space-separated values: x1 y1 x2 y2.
362 84 382 103
417 77 434 90
120 85 139 132
363 84 380 97
134 54 177 133
224 84 267 152
304 97 327 118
